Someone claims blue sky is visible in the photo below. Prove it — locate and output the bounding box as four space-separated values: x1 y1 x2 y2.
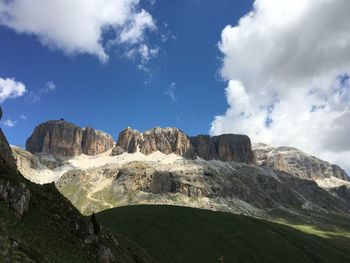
0 0 253 147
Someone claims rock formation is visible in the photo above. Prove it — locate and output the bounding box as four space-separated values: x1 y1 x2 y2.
113 127 197 159
253 143 349 181
81 127 115 156
116 127 142 153
112 127 255 164
0 107 30 218
332 165 349 181
0 108 17 169
191 134 255 163
26 120 114 157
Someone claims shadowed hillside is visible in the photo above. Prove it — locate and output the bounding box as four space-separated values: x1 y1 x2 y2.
97 205 350 263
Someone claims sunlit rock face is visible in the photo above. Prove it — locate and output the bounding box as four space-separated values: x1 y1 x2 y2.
253 143 349 181
26 120 114 157
112 127 255 164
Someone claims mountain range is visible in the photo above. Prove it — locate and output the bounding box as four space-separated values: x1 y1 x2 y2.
1 111 350 262
12 119 350 217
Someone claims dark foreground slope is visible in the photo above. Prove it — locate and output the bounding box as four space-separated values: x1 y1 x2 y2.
0 168 156 262
97 205 350 263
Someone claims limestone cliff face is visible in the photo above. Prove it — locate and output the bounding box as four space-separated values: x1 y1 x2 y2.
116 127 142 153
26 120 114 157
112 127 255 163
113 127 197 159
191 134 255 163
140 127 196 159
253 143 349 181
81 127 114 156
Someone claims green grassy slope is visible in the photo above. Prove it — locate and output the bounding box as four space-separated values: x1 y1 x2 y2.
97 205 350 263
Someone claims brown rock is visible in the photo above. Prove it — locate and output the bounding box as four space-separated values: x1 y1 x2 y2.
191 134 255 164
82 127 114 156
115 127 141 153
26 120 83 157
26 120 115 157
113 127 196 159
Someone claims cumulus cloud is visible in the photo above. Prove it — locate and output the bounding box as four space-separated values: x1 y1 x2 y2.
211 0 350 170
0 77 26 103
164 82 177 101
3 119 17 128
0 0 156 62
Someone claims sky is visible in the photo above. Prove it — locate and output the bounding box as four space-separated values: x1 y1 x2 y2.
1 0 350 171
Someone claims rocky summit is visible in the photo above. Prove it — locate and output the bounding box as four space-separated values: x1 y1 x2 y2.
26 120 115 157
111 127 255 164
191 134 255 163
253 143 349 181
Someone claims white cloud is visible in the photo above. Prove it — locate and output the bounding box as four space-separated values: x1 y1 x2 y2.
3 119 17 128
164 82 177 101
211 0 350 170
0 77 26 103
40 81 56 93
126 44 159 71
27 81 56 102
20 115 27 120
0 0 156 62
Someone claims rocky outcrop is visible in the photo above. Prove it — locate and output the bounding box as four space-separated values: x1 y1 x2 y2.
191 134 255 163
332 165 349 181
26 120 114 157
0 181 30 218
81 127 114 156
253 143 349 181
0 108 17 169
0 107 30 218
112 127 196 159
140 127 196 158
112 127 255 163
115 127 142 153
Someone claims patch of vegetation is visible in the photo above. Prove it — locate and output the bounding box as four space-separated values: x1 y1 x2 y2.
97 205 350 263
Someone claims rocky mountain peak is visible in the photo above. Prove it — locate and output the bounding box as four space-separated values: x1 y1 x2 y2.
26 120 114 157
112 126 255 164
253 143 349 181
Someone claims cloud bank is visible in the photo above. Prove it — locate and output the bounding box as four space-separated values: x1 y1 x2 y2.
0 0 156 62
0 77 26 103
211 0 350 170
